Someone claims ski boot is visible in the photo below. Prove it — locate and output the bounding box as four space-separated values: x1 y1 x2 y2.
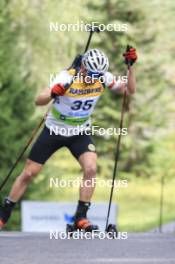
0 198 16 229
66 218 99 236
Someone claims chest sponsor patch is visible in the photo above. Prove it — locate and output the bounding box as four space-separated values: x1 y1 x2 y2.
69 87 101 95
65 81 104 98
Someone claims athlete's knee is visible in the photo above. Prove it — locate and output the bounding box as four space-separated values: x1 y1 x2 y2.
20 169 36 183
20 160 42 183
83 165 97 179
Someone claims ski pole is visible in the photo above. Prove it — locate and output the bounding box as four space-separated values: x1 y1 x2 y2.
105 46 131 231
84 25 100 53
105 90 127 230
0 26 100 192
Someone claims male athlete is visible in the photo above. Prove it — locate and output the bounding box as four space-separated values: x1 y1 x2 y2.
0 47 137 231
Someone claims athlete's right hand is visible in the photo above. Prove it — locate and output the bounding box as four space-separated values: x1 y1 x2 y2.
51 84 65 98
123 46 137 66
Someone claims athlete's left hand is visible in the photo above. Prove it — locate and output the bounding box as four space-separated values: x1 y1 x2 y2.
123 46 137 66
51 84 65 98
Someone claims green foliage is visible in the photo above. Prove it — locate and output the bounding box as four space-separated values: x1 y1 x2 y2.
0 0 35 200
87 0 175 179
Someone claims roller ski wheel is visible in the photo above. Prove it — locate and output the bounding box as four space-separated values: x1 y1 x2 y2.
106 224 118 238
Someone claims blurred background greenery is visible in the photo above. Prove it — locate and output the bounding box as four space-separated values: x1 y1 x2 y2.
0 0 175 231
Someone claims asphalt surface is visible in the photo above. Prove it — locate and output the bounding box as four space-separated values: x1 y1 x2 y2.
0 232 175 264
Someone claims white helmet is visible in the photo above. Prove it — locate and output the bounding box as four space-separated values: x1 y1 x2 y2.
82 49 109 73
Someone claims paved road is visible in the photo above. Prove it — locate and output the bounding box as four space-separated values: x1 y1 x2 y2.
0 232 175 264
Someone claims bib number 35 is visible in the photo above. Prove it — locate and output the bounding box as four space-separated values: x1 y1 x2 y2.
71 100 94 111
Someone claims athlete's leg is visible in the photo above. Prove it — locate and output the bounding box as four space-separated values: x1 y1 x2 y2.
9 126 63 202
68 134 98 230
73 151 98 230
9 159 43 202
78 151 97 202
68 133 97 203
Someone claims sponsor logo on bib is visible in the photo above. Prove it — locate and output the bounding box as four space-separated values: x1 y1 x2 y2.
88 144 96 152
